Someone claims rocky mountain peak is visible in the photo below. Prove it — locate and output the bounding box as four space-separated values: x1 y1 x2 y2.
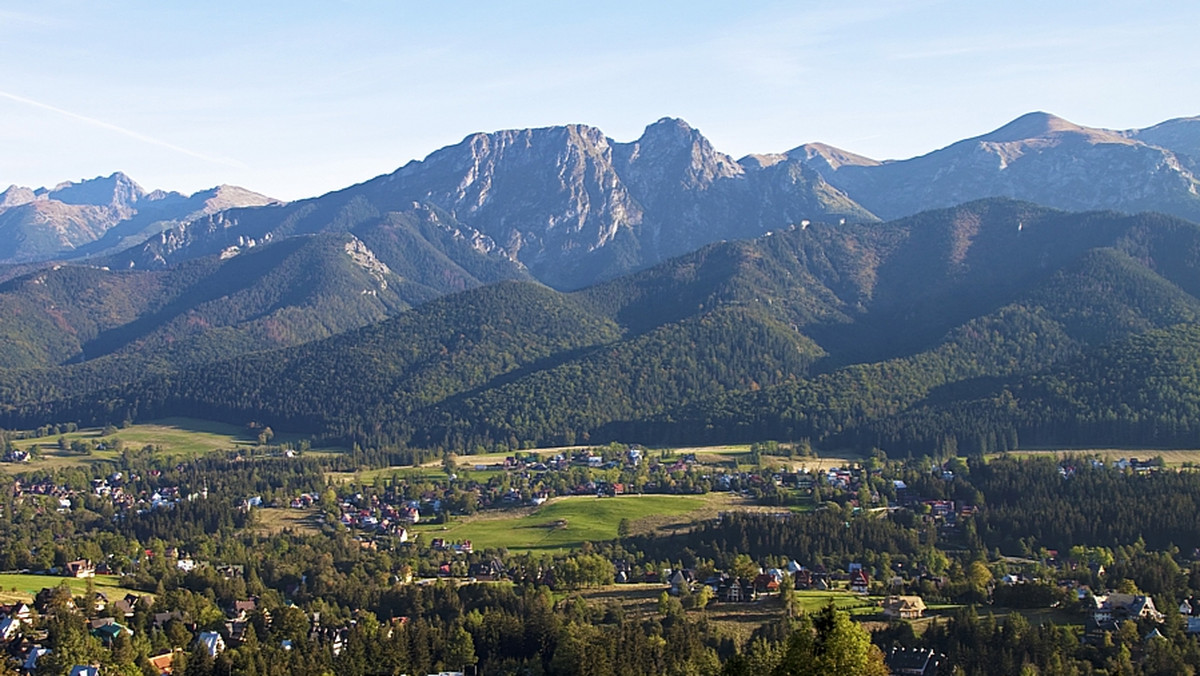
615 117 742 193
0 185 36 209
37 171 147 210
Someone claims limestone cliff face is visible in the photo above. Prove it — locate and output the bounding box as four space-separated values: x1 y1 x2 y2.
371 117 871 288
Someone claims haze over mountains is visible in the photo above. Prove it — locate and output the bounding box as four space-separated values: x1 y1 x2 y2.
5 111 1200 456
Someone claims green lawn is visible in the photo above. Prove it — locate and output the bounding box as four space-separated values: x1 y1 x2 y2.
793 590 883 617
413 494 708 552
0 573 130 603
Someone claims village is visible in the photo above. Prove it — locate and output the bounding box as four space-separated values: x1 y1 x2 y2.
0 442 1186 675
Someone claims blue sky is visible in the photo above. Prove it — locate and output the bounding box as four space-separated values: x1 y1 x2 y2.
2 1 1197 200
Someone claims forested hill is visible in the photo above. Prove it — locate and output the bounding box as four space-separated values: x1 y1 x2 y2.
9 199 1200 455
0 210 531 398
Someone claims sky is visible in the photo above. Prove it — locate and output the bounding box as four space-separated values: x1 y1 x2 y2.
2 0 1198 201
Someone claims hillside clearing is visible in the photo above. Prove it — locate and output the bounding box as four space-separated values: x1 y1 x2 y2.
0 573 130 604
3 417 339 472
411 494 710 552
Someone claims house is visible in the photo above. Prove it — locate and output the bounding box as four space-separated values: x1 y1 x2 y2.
23 646 50 672
0 602 32 623
148 650 177 674
90 619 131 645
669 570 690 596
68 666 100 676
113 594 146 619
883 595 927 620
153 610 185 629
468 559 505 581
717 578 756 603
1179 597 1200 634
64 559 96 578
793 569 813 589
0 616 20 641
231 598 258 619
753 573 780 594
196 631 225 658
850 569 871 594
1090 593 1164 629
34 586 75 612
886 647 945 676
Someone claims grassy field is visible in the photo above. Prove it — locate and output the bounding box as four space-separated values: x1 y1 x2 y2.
411 494 710 552
793 590 883 617
252 507 325 536
328 466 449 485
4 417 341 472
0 573 129 604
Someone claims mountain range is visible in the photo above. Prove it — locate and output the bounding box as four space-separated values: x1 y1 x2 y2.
5 111 1200 456
8 112 1200 293
0 172 279 266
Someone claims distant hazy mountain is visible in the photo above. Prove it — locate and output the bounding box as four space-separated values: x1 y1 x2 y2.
802 112 1200 221
0 172 278 264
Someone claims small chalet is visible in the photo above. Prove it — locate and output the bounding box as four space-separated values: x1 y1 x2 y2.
229 598 258 620
64 559 96 578
89 618 131 645
112 593 147 619
753 573 780 594
0 602 32 623
0 616 20 641
849 569 871 594
793 569 813 589
1180 597 1200 634
882 595 927 620
717 577 757 603
148 651 177 674
196 631 225 658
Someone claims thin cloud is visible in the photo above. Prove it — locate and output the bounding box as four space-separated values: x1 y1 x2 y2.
0 89 246 169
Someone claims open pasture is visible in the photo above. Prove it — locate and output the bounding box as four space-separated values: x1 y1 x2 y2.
412 494 709 552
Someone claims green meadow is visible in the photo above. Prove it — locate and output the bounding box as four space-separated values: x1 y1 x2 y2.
5 417 338 471
413 494 708 552
0 573 129 604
